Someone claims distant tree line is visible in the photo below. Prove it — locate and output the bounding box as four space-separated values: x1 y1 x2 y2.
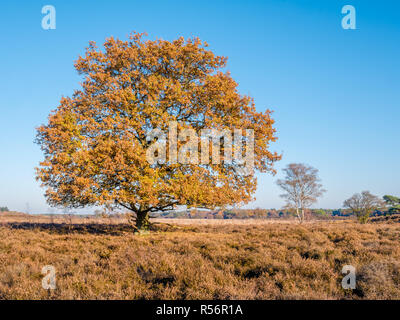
154 208 352 220
153 193 400 221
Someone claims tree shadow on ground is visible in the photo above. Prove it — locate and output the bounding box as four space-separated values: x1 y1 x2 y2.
1 221 187 235
2 222 131 235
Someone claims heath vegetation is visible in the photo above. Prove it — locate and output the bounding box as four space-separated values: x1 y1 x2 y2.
0 215 399 300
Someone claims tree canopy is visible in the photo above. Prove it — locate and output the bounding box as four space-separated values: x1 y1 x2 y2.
383 195 400 214
343 191 384 223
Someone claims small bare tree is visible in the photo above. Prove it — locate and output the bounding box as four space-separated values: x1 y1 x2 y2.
276 163 326 223
343 191 384 223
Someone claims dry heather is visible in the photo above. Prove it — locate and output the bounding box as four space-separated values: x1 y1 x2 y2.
0 216 399 299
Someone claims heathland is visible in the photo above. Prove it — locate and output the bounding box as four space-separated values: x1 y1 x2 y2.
0 213 399 299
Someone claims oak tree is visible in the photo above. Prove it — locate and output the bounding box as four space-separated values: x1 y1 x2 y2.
36 32 280 232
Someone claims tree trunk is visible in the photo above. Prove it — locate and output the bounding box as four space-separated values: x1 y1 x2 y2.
296 207 302 223
135 210 150 233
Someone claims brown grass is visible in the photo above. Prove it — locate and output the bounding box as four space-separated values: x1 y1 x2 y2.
0 214 399 299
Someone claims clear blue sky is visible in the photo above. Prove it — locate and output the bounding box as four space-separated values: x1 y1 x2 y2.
0 0 399 213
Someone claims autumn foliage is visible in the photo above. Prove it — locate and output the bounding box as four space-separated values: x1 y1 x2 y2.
36 32 280 231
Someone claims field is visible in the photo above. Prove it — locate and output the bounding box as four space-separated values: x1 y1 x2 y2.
0 214 399 299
